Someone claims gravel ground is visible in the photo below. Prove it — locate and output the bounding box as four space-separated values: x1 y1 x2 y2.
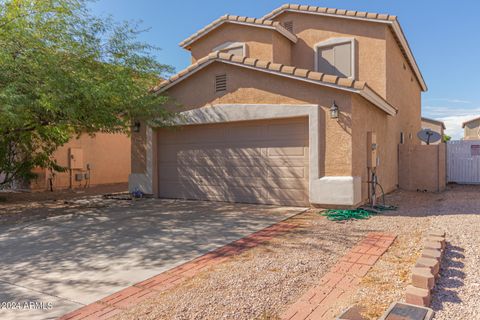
2 184 477 319
115 185 480 319
115 212 370 320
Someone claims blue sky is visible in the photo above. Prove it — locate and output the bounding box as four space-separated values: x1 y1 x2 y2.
90 0 480 139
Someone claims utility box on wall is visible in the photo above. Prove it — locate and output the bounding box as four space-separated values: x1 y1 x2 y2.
69 148 84 170
367 131 377 168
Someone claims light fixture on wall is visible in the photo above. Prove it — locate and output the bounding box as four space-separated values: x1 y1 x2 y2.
133 121 141 133
330 101 339 119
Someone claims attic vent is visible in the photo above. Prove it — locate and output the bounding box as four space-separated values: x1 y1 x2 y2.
215 74 227 93
283 21 294 33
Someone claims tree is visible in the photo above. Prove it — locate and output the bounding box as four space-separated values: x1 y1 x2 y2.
443 134 451 142
0 0 173 187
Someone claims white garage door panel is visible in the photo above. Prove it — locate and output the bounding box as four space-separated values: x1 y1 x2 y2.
158 118 309 206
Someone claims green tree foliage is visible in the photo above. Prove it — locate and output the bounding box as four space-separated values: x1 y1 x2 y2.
443 134 451 142
0 0 173 186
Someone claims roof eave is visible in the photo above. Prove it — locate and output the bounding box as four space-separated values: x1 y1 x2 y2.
179 19 297 50
155 56 397 117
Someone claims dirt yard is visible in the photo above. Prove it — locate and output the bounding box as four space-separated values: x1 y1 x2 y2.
0 183 128 226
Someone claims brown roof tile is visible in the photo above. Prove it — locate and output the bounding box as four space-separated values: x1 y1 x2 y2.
294 68 309 77
153 53 395 115
255 60 271 69
179 14 297 49
307 71 322 81
244 57 258 66
281 65 296 74
337 77 355 88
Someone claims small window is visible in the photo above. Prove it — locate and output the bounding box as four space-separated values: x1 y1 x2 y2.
315 38 355 78
400 132 404 144
213 42 246 56
283 21 294 33
215 74 227 93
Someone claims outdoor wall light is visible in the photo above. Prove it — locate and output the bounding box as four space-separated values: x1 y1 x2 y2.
330 101 339 119
133 121 141 133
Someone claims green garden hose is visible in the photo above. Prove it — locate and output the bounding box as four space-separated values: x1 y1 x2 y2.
322 208 376 221
322 205 397 221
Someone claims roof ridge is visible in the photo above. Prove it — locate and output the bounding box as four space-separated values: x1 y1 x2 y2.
179 14 295 48
263 3 396 21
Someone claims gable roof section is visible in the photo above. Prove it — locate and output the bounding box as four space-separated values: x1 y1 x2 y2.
179 15 298 49
153 52 397 116
462 116 480 128
422 117 446 130
262 4 427 92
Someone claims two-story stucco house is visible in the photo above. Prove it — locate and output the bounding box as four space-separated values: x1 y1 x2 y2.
462 117 480 140
129 4 427 207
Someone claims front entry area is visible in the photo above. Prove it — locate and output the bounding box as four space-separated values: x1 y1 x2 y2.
158 117 309 206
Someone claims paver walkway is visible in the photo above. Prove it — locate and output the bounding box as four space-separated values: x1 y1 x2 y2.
60 221 298 320
280 232 397 320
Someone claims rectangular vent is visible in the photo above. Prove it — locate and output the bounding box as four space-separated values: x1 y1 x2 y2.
283 21 293 33
215 74 227 93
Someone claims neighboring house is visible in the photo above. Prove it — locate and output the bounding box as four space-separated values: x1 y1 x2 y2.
130 4 427 207
462 117 480 140
30 133 131 191
421 117 446 144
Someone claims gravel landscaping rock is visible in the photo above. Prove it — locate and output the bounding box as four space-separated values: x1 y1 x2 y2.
64 184 480 319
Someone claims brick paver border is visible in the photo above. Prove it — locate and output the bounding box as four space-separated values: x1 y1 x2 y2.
59 220 298 320
280 232 397 320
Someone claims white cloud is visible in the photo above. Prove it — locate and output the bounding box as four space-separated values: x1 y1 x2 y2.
437 115 474 139
422 105 480 140
424 98 472 104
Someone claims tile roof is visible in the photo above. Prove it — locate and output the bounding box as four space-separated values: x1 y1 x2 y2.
262 4 397 22
462 116 480 128
179 15 297 49
153 52 397 116
262 4 427 92
422 117 446 130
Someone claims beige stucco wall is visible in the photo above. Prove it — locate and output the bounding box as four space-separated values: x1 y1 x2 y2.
189 23 292 65
385 28 422 145
134 62 356 184
398 144 446 192
31 133 131 190
464 119 480 140
273 12 387 97
351 95 393 202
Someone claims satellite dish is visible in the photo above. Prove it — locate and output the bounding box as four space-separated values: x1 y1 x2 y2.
417 129 441 145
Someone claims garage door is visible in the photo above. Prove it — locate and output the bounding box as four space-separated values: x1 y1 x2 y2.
158 117 309 206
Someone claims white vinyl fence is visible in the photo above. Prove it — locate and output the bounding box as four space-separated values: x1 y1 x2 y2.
447 140 480 184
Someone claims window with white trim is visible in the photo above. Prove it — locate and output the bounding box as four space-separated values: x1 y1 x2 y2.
213 42 246 56
315 38 356 78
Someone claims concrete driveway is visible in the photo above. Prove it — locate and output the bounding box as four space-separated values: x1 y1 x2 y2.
0 198 305 320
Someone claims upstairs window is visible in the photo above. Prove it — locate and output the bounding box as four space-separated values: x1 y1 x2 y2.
213 42 246 56
315 38 356 78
